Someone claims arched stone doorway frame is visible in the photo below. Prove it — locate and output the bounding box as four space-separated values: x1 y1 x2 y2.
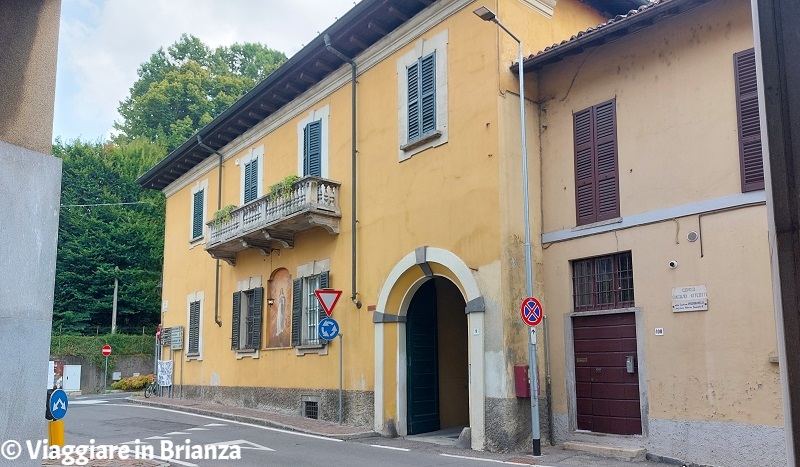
373 246 485 450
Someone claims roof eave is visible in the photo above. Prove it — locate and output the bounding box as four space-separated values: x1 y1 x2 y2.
135 0 389 191
521 0 713 74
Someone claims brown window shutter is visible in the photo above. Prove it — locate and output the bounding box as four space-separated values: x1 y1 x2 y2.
594 99 620 221
734 49 764 192
575 99 619 226
574 108 596 225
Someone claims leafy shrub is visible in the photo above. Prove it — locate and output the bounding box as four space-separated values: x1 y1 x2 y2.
110 374 153 391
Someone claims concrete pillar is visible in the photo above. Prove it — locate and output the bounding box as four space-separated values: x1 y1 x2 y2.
0 2 62 465
751 1 800 465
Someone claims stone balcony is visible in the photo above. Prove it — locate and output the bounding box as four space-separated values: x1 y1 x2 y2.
206 176 341 265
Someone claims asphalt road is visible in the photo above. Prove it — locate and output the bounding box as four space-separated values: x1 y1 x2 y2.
59 393 659 467
62 393 525 467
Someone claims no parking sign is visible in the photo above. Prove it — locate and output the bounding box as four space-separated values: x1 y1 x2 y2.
520 297 543 327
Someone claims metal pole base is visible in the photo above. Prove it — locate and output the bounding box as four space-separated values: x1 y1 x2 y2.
533 438 541 456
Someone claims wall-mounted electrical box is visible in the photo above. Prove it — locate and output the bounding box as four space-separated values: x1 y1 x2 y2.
514 365 530 398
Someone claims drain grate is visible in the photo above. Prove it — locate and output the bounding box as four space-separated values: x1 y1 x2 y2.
303 400 319 419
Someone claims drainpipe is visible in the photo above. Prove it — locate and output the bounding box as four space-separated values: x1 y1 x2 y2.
324 34 362 309
197 135 224 327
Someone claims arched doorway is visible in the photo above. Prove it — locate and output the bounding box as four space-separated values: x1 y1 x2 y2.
374 246 486 449
406 277 468 435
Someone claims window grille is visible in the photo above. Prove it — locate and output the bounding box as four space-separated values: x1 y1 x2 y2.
572 251 634 311
303 400 319 420
304 275 321 345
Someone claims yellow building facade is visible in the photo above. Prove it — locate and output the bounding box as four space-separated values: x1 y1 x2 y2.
138 0 614 452
138 0 785 462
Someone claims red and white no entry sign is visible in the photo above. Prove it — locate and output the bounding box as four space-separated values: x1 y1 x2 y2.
101 344 112 357
520 297 544 327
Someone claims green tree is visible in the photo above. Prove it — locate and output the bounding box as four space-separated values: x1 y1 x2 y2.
53 139 165 334
114 34 286 151
54 35 286 334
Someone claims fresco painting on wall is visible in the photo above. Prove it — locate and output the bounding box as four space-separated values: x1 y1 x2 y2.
268 268 292 348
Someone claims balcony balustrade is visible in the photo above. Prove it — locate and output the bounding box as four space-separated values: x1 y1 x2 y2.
205 176 340 264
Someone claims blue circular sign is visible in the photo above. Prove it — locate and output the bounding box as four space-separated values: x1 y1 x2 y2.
318 317 339 341
49 389 69 420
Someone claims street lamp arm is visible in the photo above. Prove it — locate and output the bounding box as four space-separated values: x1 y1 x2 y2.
493 19 521 45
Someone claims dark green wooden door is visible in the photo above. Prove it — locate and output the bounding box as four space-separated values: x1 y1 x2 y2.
406 279 440 434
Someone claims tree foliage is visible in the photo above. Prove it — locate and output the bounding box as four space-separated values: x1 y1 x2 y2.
114 34 287 151
54 139 165 334
54 35 286 335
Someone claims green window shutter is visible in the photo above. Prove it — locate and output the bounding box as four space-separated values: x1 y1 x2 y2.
291 279 302 347
304 120 322 177
231 292 241 350
244 158 258 203
420 52 436 135
188 301 200 354
318 271 330 324
251 287 264 349
407 62 420 141
734 49 764 192
192 190 204 239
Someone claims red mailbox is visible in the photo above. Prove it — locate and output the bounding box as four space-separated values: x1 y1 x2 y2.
514 364 530 398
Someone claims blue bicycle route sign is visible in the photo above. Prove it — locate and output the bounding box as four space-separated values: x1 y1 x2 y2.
520 297 543 327
318 317 340 341
49 389 68 420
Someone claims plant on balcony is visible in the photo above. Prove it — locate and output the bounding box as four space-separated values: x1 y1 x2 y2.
212 204 237 227
267 174 300 203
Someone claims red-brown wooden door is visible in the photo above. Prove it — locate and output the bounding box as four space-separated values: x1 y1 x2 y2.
573 312 641 435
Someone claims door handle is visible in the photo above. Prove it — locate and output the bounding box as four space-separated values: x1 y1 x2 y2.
625 355 636 374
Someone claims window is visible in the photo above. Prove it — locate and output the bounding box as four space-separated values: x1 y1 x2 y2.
292 270 329 347
186 292 203 359
574 99 620 226
303 120 322 177
239 145 264 204
734 49 764 192
231 287 263 351
297 106 329 178
190 179 207 243
244 159 258 203
407 52 436 142
397 29 448 161
188 301 200 355
572 252 634 311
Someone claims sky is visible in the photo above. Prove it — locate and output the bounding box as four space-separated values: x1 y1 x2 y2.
54 0 359 142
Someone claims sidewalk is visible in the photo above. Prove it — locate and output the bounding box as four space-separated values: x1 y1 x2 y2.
126 396 666 466
126 395 376 440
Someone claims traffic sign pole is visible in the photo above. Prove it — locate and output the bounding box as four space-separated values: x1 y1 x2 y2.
101 344 112 393
520 297 542 456
338 333 343 425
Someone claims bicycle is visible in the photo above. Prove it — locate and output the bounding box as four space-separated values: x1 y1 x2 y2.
144 378 159 398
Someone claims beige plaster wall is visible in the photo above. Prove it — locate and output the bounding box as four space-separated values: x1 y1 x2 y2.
543 207 781 425
539 0 757 233
536 0 782 426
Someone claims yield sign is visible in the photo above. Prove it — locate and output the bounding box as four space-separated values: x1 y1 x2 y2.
314 289 342 317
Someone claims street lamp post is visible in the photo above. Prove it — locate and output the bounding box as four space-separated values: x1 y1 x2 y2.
474 6 542 457
111 266 119 334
